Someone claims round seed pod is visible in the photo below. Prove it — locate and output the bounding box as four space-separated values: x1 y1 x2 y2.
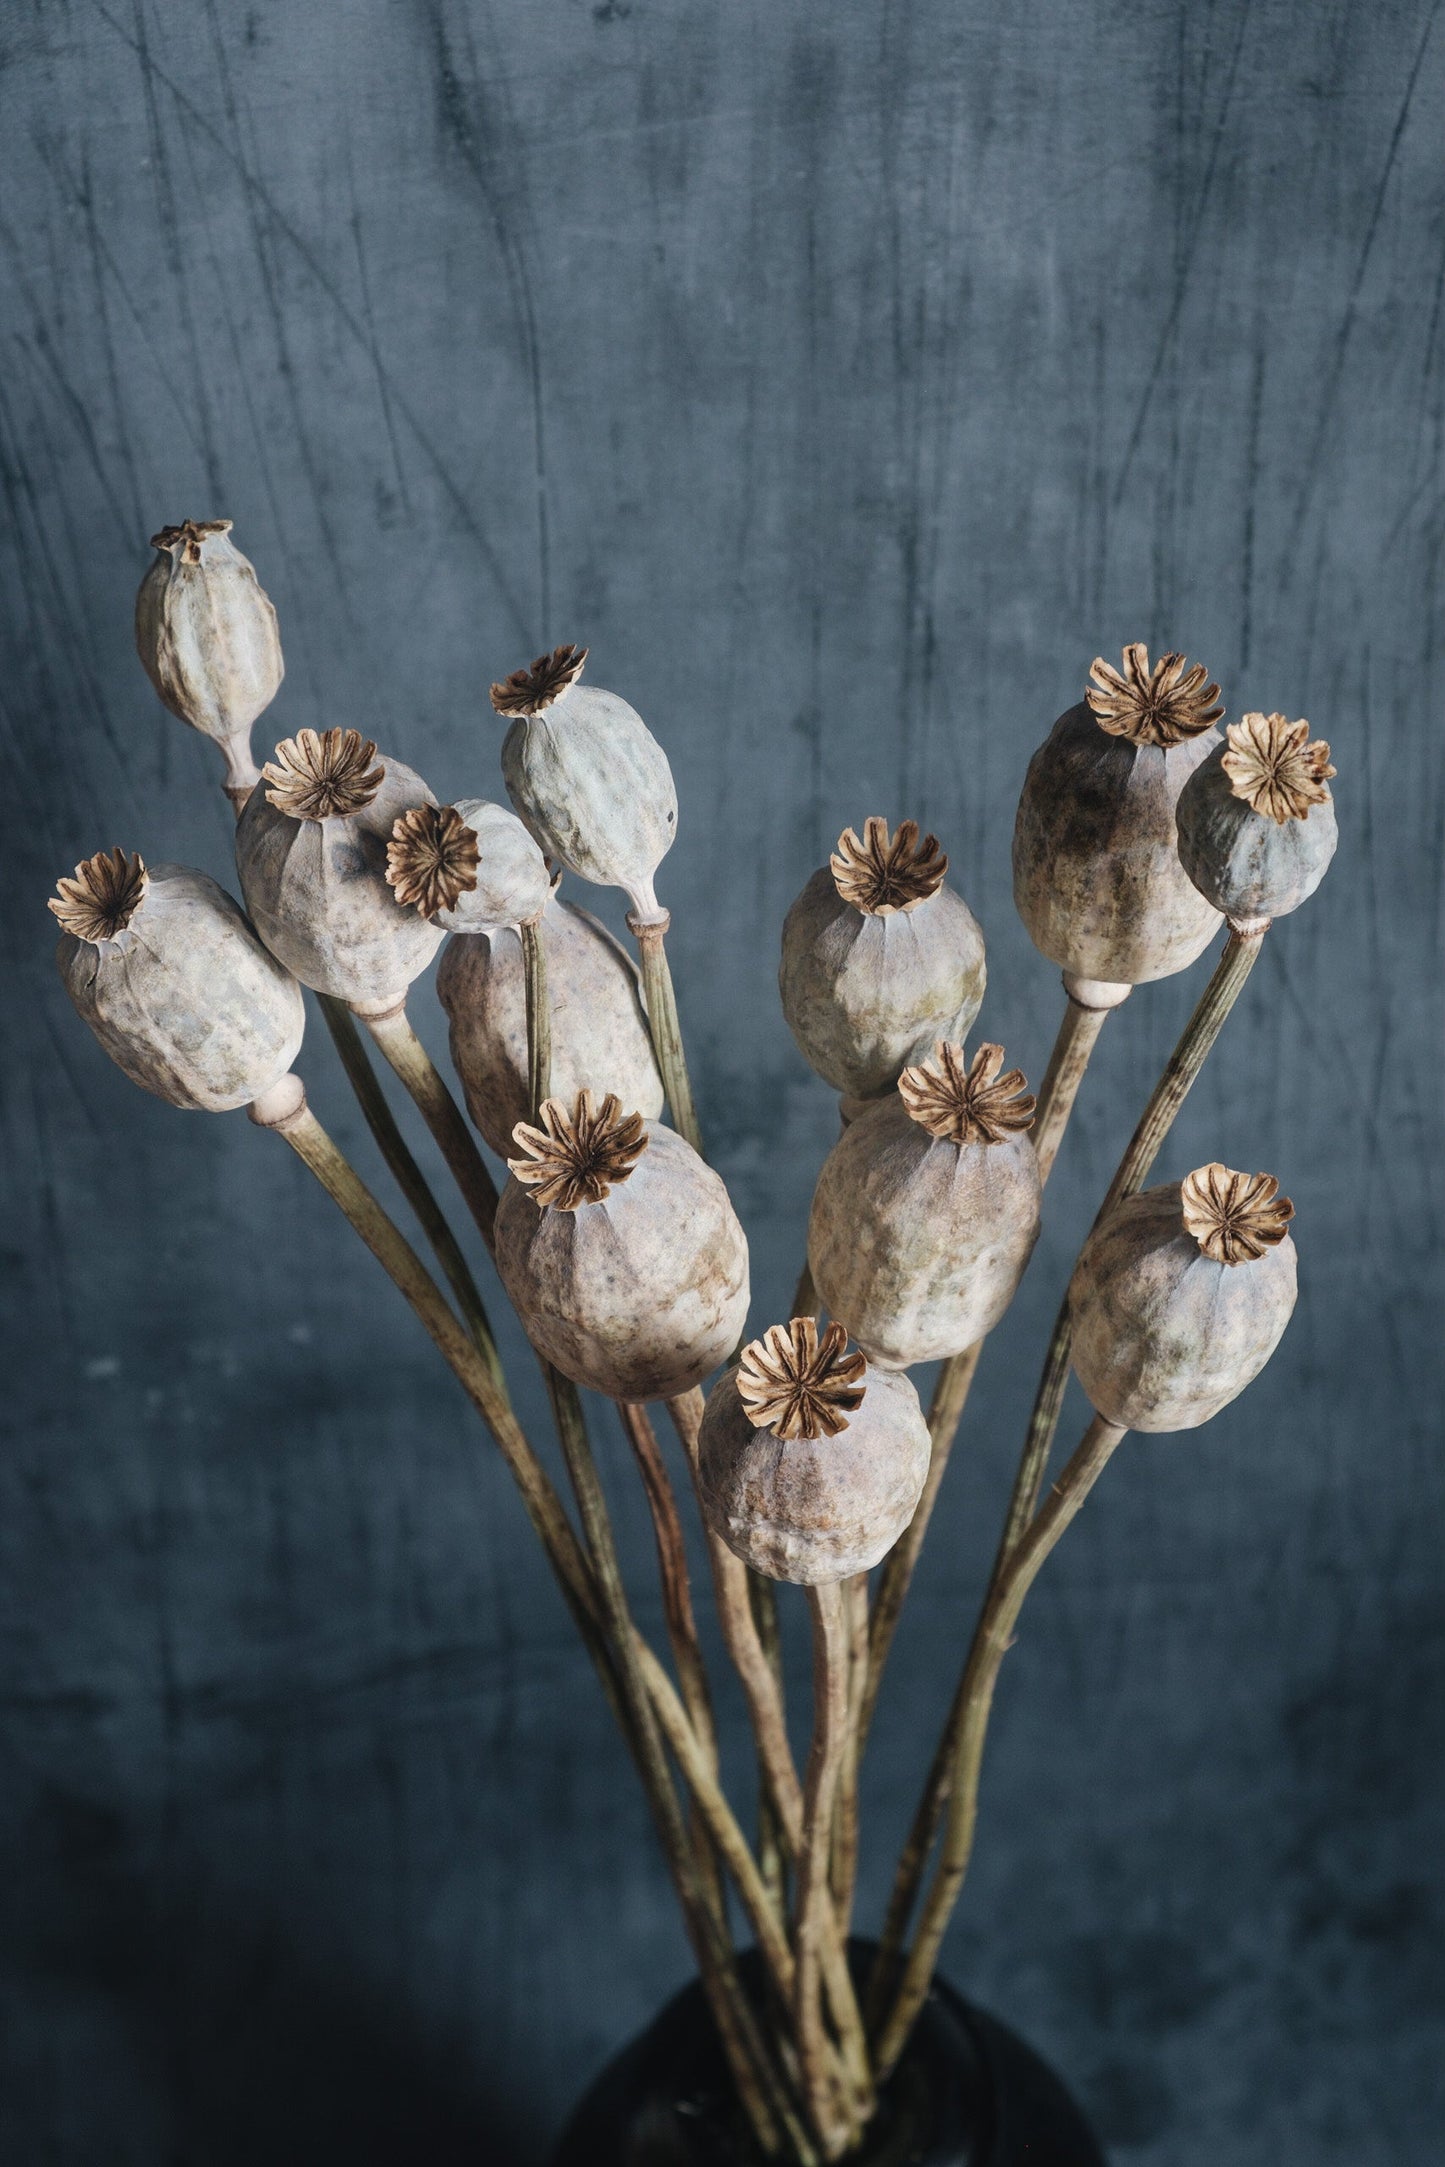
51 848 304 1112
1176 712 1337 928
1013 646 1224 986
385 798 552 934
695 1319 931 1584
495 1090 748 1401
436 895 663 1156
236 727 445 1006
808 1042 1041 1368
134 520 283 803
779 818 987 1099
1069 1164 1297 1433
491 644 677 918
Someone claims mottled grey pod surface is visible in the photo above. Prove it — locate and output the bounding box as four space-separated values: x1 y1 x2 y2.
494 1122 748 1401
808 1094 1041 1367
57 865 304 1112
236 755 445 1004
1013 704 1222 983
501 683 677 916
1069 1183 1297 1432
779 870 986 1098
433 799 552 934
696 1363 930 1584
437 897 663 1156
1176 751 1337 925
134 521 281 786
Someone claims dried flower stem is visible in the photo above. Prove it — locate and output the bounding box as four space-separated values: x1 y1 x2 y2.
750 1569 789 1913
795 1579 856 2158
870 926 1266 2055
828 1572 870 1928
519 915 551 1124
872 1415 1127 2081
357 1003 500 1250
629 911 702 1153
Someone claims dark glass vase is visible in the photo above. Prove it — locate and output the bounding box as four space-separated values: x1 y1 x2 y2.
552 1943 1103 2166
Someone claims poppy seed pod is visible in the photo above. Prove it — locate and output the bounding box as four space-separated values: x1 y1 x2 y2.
436 894 663 1156
1013 646 1224 986
695 1319 931 1584
779 818 987 1100
495 1091 748 1401
51 848 304 1112
1069 1164 1297 1433
1176 712 1337 928
386 798 551 934
491 644 677 918
236 728 445 1006
808 1042 1042 1368
135 521 283 801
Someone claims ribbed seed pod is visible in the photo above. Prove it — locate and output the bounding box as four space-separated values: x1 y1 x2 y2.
134 520 283 801
385 798 551 934
1013 646 1224 986
779 818 987 1099
696 1319 931 1584
1069 1164 1297 1432
491 644 677 918
236 728 444 1006
51 848 303 1112
495 1091 748 1401
437 894 663 1156
808 1042 1041 1367
1176 712 1337 927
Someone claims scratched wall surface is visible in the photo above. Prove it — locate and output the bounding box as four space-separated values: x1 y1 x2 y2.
0 2 1440 2160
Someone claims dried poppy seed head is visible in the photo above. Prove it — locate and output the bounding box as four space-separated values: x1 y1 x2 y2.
898 1040 1036 1146
508 1089 649 1211
830 818 948 915
1180 1163 1294 1264
736 1318 867 1441
1220 713 1335 825
386 804 481 918
490 643 589 718
1086 644 1224 749
261 729 385 821
150 518 233 564
49 848 149 944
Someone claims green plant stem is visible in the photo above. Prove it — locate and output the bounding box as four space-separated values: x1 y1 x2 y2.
629 910 702 1152
872 1415 1127 2081
795 1580 856 2159
356 1001 500 1251
519 915 551 1122
317 995 505 1398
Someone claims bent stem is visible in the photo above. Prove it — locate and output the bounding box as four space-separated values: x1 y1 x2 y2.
519 914 551 1123
356 1000 500 1251
872 1415 1127 2081
629 910 702 1152
796 1579 856 2158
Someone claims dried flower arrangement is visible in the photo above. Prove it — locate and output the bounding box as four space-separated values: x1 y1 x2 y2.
53 527 1339 2163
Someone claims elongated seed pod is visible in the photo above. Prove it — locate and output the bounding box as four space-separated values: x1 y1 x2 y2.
1014 647 1223 984
808 1042 1041 1367
495 1092 748 1401
780 818 986 1100
135 520 282 800
1069 1165 1298 1432
1176 712 1337 926
52 850 303 1112
696 1320 931 1584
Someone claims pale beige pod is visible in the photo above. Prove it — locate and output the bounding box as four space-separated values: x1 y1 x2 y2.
1176 712 1338 927
779 818 987 1099
808 1042 1042 1368
235 728 445 1006
436 894 663 1156
1069 1164 1298 1432
1013 646 1224 986
385 798 552 936
51 848 304 1112
135 520 283 804
492 644 677 918
695 1319 931 1584
495 1090 748 1401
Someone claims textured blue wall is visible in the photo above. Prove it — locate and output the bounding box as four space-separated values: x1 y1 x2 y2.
1 3 1440 2160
